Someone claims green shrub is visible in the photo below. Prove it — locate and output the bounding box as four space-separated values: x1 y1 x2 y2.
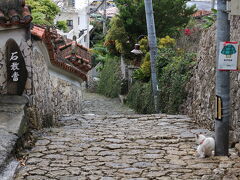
126 81 155 114
126 47 195 114
156 48 196 113
133 52 151 82
91 43 109 68
97 57 121 98
56 21 68 32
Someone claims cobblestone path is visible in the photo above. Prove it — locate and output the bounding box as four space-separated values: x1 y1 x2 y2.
14 93 240 180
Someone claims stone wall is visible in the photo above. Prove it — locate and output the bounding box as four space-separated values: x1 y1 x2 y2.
184 16 240 141
0 47 7 94
0 35 84 129
22 40 83 128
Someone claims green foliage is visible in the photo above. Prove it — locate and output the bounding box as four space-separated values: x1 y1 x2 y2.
126 81 155 114
105 0 196 56
97 57 122 98
159 36 176 48
104 16 130 55
127 45 196 114
202 9 217 29
56 21 68 32
26 0 60 25
156 48 196 113
133 52 151 82
90 20 105 47
175 18 202 53
91 43 109 68
139 37 149 54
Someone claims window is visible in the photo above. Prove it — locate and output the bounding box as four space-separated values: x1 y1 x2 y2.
68 0 75 7
67 20 73 27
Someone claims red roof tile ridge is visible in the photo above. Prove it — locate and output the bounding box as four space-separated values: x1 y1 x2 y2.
192 10 212 17
0 2 32 27
30 25 91 81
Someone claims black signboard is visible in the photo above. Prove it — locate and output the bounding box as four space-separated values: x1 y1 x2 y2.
6 39 28 95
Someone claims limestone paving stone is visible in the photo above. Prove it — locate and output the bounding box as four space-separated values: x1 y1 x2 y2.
14 92 240 179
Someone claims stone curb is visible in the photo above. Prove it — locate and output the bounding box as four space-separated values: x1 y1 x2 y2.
0 95 28 105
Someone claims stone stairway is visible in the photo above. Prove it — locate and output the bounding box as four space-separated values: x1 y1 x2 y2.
0 95 28 170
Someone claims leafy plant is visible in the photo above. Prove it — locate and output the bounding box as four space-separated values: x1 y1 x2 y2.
56 21 68 32
105 0 196 57
126 81 155 114
90 19 106 47
156 48 196 113
133 52 151 82
202 9 217 29
127 45 196 114
91 43 109 68
26 0 60 25
97 57 122 98
104 17 130 55
139 37 149 54
159 36 176 48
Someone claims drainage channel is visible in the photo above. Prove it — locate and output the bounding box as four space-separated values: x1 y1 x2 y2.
0 160 19 180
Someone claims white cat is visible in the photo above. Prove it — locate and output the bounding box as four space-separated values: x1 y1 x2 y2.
196 134 215 158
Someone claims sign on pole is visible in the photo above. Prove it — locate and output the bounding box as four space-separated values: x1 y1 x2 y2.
217 41 239 71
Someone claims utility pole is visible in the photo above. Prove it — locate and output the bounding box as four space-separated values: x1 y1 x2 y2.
212 0 216 9
215 0 230 156
103 0 107 34
144 0 159 113
86 0 90 48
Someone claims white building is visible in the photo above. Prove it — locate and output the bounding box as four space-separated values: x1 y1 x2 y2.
55 0 93 48
187 0 216 10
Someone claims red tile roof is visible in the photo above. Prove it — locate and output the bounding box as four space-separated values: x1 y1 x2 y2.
0 0 32 26
31 26 91 81
192 10 212 18
31 26 45 39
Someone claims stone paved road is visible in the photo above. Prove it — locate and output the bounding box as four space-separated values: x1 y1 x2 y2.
14 93 240 180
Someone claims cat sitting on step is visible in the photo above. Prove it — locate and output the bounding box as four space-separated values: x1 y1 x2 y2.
196 134 215 158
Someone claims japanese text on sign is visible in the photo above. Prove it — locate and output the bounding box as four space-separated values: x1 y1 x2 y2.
10 51 20 82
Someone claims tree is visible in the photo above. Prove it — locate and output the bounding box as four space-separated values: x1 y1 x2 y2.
105 16 130 55
56 20 68 32
105 0 196 56
26 0 60 25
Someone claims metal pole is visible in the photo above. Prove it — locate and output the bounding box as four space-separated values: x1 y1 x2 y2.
212 0 216 9
86 0 90 48
144 0 159 113
215 0 230 156
103 0 107 34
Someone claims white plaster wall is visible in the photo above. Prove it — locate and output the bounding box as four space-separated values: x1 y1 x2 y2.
0 27 27 94
0 27 26 47
56 10 79 39
78 8 88 31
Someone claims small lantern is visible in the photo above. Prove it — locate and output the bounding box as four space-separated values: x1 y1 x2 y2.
131 44 143 55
